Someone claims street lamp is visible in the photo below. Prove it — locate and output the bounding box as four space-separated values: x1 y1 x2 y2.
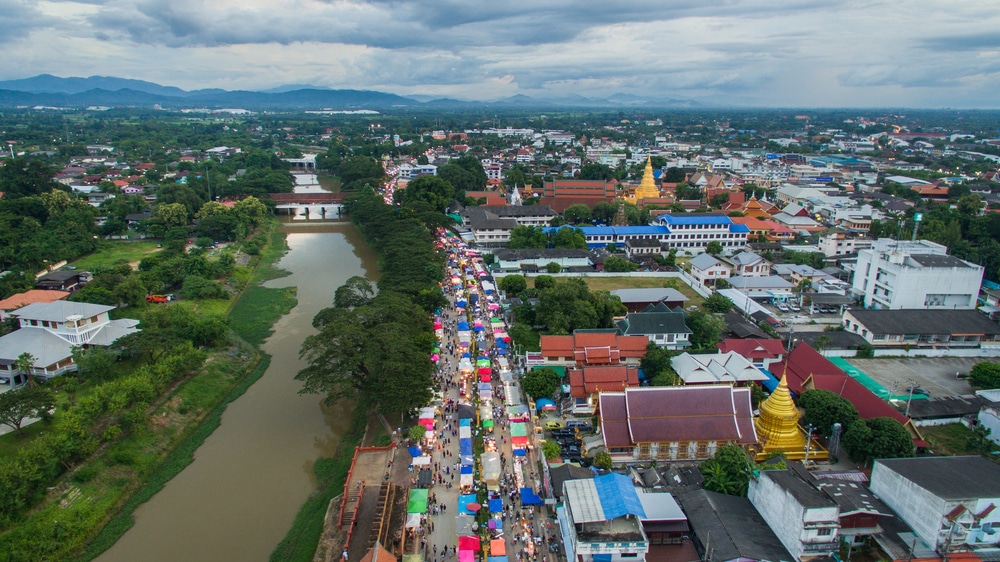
905 380 917 417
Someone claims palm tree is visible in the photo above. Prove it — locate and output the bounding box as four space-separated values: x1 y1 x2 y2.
15 352 37 388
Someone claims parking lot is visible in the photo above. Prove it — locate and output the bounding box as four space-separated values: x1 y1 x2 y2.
843 357 1000 398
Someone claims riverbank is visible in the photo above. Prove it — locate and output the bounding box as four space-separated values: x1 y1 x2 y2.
0 223 295 561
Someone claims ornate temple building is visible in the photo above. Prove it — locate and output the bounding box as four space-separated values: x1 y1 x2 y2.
627 157 673 208
753 375 828 462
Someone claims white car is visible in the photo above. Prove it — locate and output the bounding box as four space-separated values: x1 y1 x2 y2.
776 302 789 312
789 303 801 312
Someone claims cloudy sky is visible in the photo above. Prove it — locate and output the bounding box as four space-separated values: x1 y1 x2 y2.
4 0 1000 107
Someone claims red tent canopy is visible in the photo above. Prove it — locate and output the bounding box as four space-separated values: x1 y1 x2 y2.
459 536 481 551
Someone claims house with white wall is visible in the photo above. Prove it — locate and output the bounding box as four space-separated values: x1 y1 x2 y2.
869 456 1000 555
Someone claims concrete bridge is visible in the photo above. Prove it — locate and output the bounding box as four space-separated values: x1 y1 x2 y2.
267 192 346 204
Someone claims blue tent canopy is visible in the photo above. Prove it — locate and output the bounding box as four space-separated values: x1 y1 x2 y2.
495 340 508 348
478 383 492 393
408 446 423 457
459 418 471 426
460 439 473 456
474 325 484 332
461 465 473 474
594 472 646 519
489 499 503 513
513 448 526 457
457 301 468 309
462 352 472 358
520 488 542 506
458 494 478 515
457 322 470 331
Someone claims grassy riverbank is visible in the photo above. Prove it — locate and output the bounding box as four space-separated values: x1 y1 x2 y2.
0 224 296 561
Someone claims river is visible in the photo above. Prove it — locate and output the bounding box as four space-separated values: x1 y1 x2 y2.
98 174 377 561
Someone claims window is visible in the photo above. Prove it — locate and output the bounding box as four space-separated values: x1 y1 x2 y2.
817 528 832 536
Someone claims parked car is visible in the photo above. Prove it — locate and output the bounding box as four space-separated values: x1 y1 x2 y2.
789 303 801 312
907 385 930 396
776 302 790 312
565 420 592 432
544 421 564 430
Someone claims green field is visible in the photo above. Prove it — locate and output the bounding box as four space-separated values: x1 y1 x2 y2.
921 423 999 457
70 240 163 270
576 276 706 308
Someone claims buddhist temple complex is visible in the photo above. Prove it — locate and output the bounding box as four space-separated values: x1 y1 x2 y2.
753 375 828 462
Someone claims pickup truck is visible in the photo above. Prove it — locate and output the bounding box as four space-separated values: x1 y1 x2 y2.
146 294 175 303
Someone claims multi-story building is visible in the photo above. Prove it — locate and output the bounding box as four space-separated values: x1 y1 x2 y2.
0 301 140 385
559 473 649 562
748 465 841 560
818 231 874 257
654 214 751 253
870 456 1000 555
851 239 984 309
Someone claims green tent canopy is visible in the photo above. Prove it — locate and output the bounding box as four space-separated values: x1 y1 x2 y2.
408 488 429 514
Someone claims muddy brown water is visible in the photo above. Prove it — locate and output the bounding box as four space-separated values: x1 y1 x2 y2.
97 217 378 561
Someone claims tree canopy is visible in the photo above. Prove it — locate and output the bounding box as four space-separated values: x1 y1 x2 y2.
970 361 1000 389
700 445 752 496
842 417 914 466
521 367 561 399
797 389 859 437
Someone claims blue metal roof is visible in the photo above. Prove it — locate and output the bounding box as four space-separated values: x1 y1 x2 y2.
657 214 733 226
729 224 751 233
610 226 670 235
594 472 646 520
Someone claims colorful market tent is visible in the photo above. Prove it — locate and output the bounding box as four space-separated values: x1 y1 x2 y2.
536 398 556 411
408 446 424 457
520 488 543 506
459 536 481 552
459 426 471 439
457 494 478 515
459 552 473 562
482 452 501 489
490 540 506 557
407 489 429 513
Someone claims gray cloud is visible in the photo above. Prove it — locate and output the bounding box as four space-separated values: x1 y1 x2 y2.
0 0 54 43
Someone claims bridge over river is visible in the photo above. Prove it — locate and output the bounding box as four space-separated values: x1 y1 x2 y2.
267 192 346 218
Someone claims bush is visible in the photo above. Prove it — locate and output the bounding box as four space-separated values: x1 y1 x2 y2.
970 362 1000 389
182 275 230 300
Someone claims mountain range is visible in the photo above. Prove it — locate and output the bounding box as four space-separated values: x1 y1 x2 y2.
0 74 699 110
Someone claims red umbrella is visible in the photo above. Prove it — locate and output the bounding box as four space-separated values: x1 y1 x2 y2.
466 502 482 512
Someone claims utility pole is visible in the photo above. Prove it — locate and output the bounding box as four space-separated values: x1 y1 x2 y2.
905 380 917 417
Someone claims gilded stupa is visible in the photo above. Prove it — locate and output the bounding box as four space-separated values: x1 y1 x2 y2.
754 374 828 461
629 157 660 203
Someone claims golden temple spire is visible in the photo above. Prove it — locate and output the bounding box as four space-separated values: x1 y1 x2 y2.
753 374 828 461
632 156 660 202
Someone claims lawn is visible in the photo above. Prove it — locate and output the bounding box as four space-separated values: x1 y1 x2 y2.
71 240 163 270
921 423 999 457
574 276 706 308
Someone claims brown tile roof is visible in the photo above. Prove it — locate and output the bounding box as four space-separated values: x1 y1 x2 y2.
0 289 71 311
599 392 632 448
569 365 639 397
717 338 786 359
600 387 757 446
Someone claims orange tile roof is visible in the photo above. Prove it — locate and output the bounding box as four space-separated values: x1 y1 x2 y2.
0 289 71 311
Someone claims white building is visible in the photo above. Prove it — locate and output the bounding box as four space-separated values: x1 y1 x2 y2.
851 239 984 309
748 467 841 561
670 351 768 386
870 456 1000 554
818 232 874 257
688 253 732 287
0 301 140 385
559 473 649 562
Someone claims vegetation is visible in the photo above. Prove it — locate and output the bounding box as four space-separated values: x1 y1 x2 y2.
542 440 562 460
842 417 914 466
797 389 859 438
700 445 752 496
592 451 613 470
520 368 561 400
513 277 626 336
702 292 734 313
970 361 1000 389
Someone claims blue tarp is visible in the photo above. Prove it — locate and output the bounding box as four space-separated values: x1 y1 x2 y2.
459 418 471 426
535 398 556 412
461 465 473 474
457 322 470 331
474 325 484 332
458 494 478 515
760 368 780 392
408 446 423 457
457 301 468 309
495 340 508 348
460 439 473 456
462 352 472 358
594 555 612 562
513 448 526 457
520 488 542 506
594 473 646 519
489 499 503 513
478 383 492 393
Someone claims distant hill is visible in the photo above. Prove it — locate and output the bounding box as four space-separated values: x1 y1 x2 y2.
0 74 699 110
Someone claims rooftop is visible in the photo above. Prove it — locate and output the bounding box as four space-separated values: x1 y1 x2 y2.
875 456 1000 500
848 309 1000 336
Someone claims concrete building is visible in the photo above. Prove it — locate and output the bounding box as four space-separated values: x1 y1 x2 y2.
748 466 840 560
615 302 691 350
492 249 591 273
689 253 732 287
843 309 1000 350
869 456 1000 554
851 239 984 309
559 473 649 562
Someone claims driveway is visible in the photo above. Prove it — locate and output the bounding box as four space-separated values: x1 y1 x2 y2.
843 357 1000 398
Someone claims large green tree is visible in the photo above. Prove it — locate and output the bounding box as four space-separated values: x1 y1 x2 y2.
298 290 434 415
396 175 456 211
521 367 561 399
970 361 1000 389
0 386 55 437
843 417 914 466
797 389 859 437
700 444 752 496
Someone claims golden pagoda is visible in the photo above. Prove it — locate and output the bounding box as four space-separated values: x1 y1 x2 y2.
629 157 660 203
754 374 828 461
